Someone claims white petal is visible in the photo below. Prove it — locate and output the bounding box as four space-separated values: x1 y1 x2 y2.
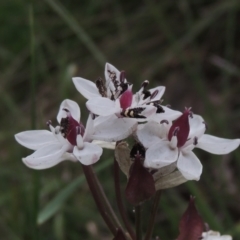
93 117 138 141
141 105 157 118
104 62 121 83
177 151 202 180
73 142 103 165
105 63 121 97
94 115 115 127
196 134 240 154
135 121 164 148
72 77 100 99
86 97 118 116
57 99 80 123
92 140 116 149
149 86 165 101
150 106 182 122
83 114 94 142
15 130 57 150
145 141 178 169
22 143 70 170
76 135 84 149
188 114 206 139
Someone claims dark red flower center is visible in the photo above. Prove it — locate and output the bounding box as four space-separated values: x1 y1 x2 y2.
119 89 133 110
60 109 85 146
168 108 191 148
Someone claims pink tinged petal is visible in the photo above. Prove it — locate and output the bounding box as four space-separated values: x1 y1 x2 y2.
15 130 56 150
177 151 202 180
125 157 156 205
168 109 191 147
145 141 178 169
86 97 118 116
72 77 100 99
136 121 164 148
196 134 240 154
177 197 205 240
22 143 70 170
57 99 81 123
93 117 138 142
119 89 133 110
73 142 103 165
149 86 166 101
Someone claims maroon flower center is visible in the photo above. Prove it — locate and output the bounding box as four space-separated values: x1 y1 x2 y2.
60 109 85 146
119 89 133 110
168 108 191 148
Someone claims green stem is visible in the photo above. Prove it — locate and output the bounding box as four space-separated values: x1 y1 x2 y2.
135 205 142 240
114 158 136 240
144 191 162 240
81 165 121 236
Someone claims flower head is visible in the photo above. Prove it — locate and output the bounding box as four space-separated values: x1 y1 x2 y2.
15 99 103 169
72 63 130 101
136 109 240 180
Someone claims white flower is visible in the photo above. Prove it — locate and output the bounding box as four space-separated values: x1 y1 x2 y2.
15 99 103 169
136 109 240 180
72 62 129 101
132 80 181 122
202 230 232 240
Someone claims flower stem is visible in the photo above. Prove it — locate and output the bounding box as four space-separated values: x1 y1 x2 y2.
135 205 142 240
144 191 162 240
81 164 121 236
114 158 136 240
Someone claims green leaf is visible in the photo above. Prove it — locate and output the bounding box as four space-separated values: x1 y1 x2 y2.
37 159 111 225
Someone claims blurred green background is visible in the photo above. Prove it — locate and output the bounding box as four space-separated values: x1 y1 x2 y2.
2 0 240 239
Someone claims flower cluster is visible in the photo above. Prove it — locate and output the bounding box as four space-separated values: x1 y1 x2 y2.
15 63 240 182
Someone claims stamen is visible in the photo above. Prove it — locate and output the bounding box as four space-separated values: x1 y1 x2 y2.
193 137 198 145
173 127 179 136
141 80 149 89
120 70 126 83
63 108 69 113
55 126 60 134
203 121 208 130
46 120 52 126
150 90 159 100
160 119 169 124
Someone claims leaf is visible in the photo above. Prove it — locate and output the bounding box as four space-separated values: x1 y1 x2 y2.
37 159 111 225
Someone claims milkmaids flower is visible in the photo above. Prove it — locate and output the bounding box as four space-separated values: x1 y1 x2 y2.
136 108 240 180
72 62 129 101
133 80 181 122
15 99 103 169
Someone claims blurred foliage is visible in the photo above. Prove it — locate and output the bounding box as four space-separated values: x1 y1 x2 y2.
1 0 240 239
